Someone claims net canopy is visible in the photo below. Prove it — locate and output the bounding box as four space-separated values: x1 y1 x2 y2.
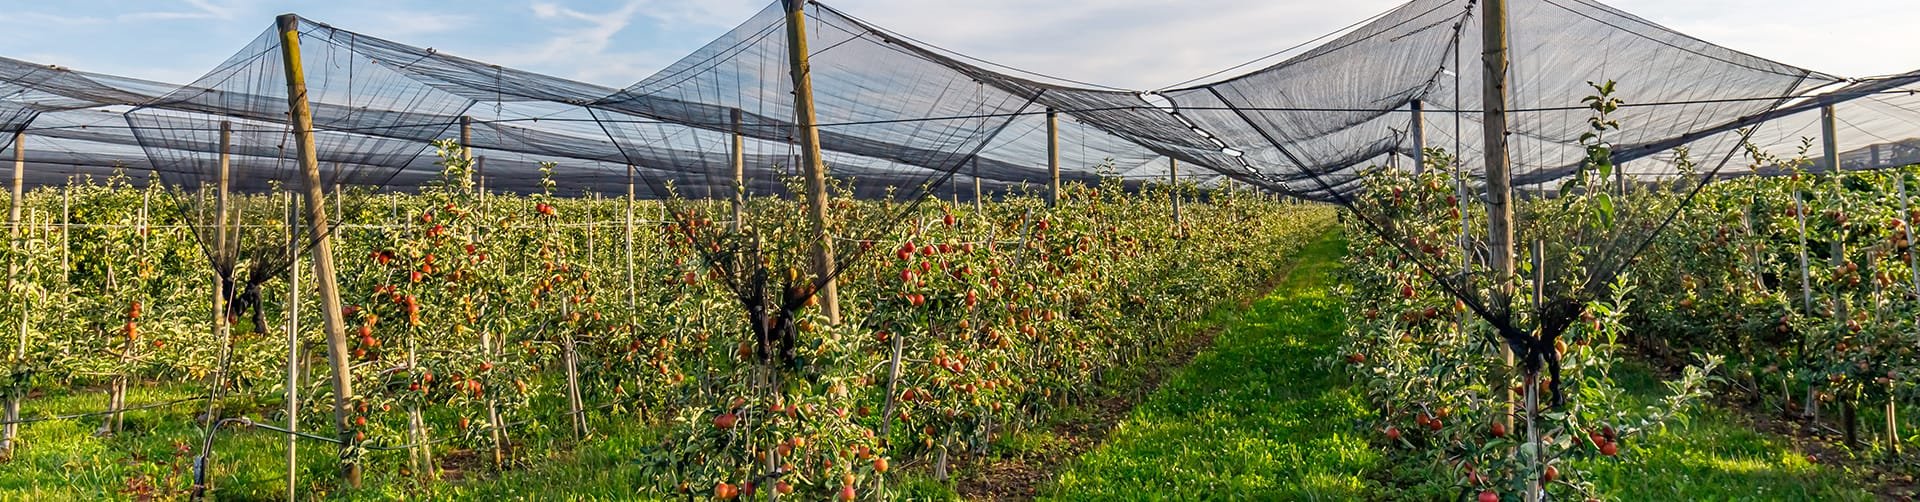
0 0 1914 201
0 3 1190 201
3 0 1920 423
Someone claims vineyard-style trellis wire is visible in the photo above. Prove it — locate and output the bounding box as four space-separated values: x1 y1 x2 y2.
3 0 1920 498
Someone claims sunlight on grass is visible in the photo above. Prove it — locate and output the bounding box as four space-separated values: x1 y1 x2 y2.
1039 231 1380 500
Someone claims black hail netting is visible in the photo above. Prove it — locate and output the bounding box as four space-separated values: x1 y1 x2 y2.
1100 0 1920 407
0 57 181 185
1 1 1920 333
586 1 1180 204
0 0 1914 200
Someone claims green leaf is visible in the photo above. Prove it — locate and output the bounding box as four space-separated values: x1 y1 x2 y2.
1592 193 1615 229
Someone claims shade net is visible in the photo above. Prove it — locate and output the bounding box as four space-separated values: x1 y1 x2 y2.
4 0 1920 391
1060 0 1920 407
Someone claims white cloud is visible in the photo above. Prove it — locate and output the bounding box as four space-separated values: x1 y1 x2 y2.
349 10 478 38
481 0 676 84
0 0 238 26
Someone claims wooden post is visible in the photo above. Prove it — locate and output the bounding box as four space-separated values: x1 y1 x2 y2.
1170 158 1182 229
972 157 983 213
283 190 301 502
1821 105 1860 448
60 190 68 283
461 115 473 161
1616 160 1627 194
1047 109 1061 207
208 120 234 424
475 156 487 197
731 108 745 232
1900 174 1920 319
2 129 23 461
1480 0 1521 462
277 13 360 488
1822 105 1840 173
626 164 638 310
190 120 234 501
1896 174 1914 455
1410 100 1426 174
783 0 839 324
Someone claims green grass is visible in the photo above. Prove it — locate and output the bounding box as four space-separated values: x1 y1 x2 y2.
0 380 666 501
0 384 343 501
1038 229 1878 500
1 228 1881 500
1575 363 1873 501
1040 230 1381 500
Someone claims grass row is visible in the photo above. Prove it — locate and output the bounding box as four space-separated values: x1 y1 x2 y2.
0 228 1880 500
1032 230 1878 500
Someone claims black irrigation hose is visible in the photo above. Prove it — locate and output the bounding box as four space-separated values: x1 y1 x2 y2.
0 395 208 426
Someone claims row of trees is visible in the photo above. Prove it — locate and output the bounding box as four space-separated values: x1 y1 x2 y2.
0 141 1337 498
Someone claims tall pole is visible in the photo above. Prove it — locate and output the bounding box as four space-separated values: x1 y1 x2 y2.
1169 158 1182 229
973 157 983 213
475 156 486 196
460 115 473 161
1480 0 1519 447
283 191 301 502
190 122 235 501
1410 100 1427 174
626 163 637 310
1 129 23 461
1822 105 1840 173
1047 109 1061 207
1821 104 1859 447
783 0 839 324
211 120 234 418
277 13 360 488
731 108 746 232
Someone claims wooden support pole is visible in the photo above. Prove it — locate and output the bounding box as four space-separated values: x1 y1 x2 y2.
282 191 301 501
626 164 638 310
1410 100 1426 174
1616 160 1627 194
1170 158 1182 230
972 157 983 213
277 13 360 488
731 108 745 232
475 156 486 196
1823 106 1840 174
456 114 472 161
212 120 234 417
1047 109 1061 207
191 121 235 501
2 129 23 461
783 0 839 324
1900 174 1917 455
1821 105 1861 448
1480 0 1521 450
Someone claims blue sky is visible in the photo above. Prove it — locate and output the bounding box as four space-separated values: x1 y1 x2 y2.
1 0 1917 90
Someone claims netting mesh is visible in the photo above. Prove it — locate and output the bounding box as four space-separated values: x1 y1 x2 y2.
8 0 1920 491
0 0 1912 203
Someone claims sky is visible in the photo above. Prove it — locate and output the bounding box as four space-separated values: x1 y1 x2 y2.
1 0 1917 90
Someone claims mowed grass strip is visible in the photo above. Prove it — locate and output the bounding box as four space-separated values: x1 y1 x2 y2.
1042 231 1380 500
